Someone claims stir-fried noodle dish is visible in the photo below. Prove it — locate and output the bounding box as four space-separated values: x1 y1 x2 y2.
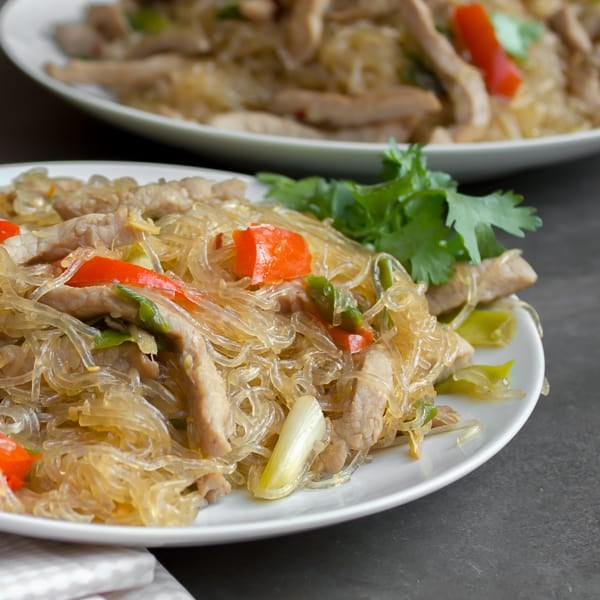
47 0 600 143
0 148 542 526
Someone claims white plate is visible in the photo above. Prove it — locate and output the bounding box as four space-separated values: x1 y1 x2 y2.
0 160 545 547
2 0 600 182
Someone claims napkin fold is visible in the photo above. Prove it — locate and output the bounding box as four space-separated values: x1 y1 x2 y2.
0 533 193 600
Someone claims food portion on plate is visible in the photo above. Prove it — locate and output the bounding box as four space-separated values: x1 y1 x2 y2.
45 0 600 144
0 145 541 527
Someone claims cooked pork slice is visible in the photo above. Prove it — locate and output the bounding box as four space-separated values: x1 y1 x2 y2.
315 344 394 473
551 6 593 54
52 176 247 220
285 0 331 64
95 344 160 379
40 285 232 457
124 30 211 59
195 472 231 503
126 181 196 217
426 253 538 316
210 178 247 201
0 344 34 378
53 23 105 58
272 280 311 314
239 0 277 21
45 54 189 87
426 126 454 144
327 118 418 143
567 59 600 113
52 186 121 220
271 87 441 127
328 0 396 21
39 285 139 322
86 4 130 40
434 331 474 383
208 111 324 138
397 0 491 142
333 344 394 449
2 209 140 265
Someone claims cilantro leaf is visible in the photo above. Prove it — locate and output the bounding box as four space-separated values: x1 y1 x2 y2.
257 143 542 286
445 190 542 263
491 11 544 60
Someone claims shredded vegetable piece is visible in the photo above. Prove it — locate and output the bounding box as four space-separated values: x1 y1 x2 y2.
250 395 326 500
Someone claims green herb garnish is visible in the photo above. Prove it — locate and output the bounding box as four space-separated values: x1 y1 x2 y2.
491 12 544 60
258 142 541 286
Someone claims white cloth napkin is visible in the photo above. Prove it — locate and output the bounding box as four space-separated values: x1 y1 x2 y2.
0 533 194 600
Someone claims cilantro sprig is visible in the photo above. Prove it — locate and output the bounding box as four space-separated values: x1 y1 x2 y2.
257 143 541 286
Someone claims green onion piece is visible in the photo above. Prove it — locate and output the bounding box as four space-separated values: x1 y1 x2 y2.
116 285 169 334
127 8 170 34
456 309 517 347
306 275 363 332
423 402 438 425
251 395 326 500
436 360 521 400
94 329 135 350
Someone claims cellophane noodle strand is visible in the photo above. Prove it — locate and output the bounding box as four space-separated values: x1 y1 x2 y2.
0 169 466 525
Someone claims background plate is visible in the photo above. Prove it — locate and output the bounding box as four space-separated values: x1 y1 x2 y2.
0 161 546 547
2 0 600 181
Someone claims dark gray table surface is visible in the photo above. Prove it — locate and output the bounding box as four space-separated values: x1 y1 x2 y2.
0 25 598 600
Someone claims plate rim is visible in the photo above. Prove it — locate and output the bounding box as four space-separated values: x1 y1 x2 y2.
0 159 546 547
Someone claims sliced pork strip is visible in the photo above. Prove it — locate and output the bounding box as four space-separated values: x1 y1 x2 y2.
210 178 247 201
40 285 232 457
208 111 324 138
328 0 396 21
124 30 211 59
45 54 189 87
195 472 231 503
314 344 394 473
125 180 196 218
86 4 130 40
39 285 139 322
397 0 491 142
285 0 331 64
52 186 121 220
0 344 34 378
270 87 441 127
272 280 311 314
239 0 277 22
2 209 140 265
550 6 593 54
327 118 418 143
94 344 160 380
426 253 538 316
434 331 474 383
53 23 105 58
567 60 600 113
52 176 247 220
333 344 394 449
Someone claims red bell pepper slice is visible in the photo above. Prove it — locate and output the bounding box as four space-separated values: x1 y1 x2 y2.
453 3 522 98
65 256 197 306
0 219 20 243
232 224 312 284
0 432 40 491
329 326 374 354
